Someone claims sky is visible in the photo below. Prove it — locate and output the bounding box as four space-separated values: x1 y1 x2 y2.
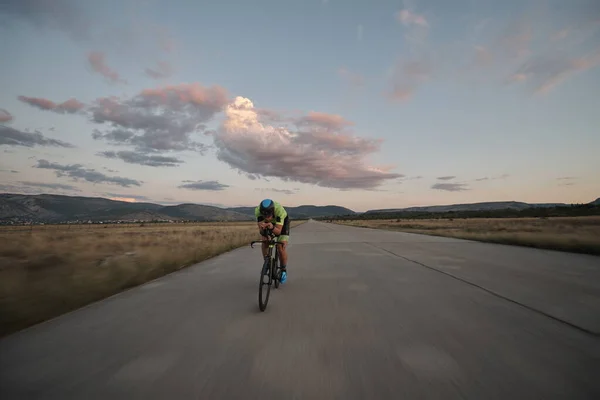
0 0 599 212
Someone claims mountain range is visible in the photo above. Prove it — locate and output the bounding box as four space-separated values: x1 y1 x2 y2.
364 198 600 214
0 193 598 224
0 193 355 223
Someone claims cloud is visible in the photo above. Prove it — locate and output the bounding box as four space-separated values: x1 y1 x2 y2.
211 96 402 190
178 180 230 191
386 58 432 102
87 51 126 84
255 188 299 195
18 96 85 114
431 183 470 192
0 109 13 122
394 7 430 55
508 48 600 94
0 180 82 195
1 0 179 82
437 175 455 180
0 125 75 148
99 150 183 167
557 176 578 186
0 0 91 42
295 111 354 130
145 61 174 79
35 159 141 187
90 82 229 153
474 174 509 182
103 193 151 202
19 181 81 191
462 3 600 93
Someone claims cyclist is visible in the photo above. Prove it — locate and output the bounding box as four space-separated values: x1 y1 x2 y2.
255 198 290 283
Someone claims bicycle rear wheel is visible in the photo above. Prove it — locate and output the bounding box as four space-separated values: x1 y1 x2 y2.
258 259 271 311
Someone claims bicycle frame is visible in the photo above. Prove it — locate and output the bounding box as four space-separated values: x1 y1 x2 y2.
251 230 285 311
250 231 284 262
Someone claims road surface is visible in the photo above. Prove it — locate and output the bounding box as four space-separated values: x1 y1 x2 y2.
1 220 600 399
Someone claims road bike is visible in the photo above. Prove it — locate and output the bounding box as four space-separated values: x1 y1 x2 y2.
250 230 284 311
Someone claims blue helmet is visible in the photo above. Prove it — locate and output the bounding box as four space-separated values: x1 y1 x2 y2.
259 199 275 216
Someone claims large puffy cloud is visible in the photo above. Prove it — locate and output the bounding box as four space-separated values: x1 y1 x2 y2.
0 125 75 148
211 96 402 190
18 96 85 114
90 83 228 153
35 159 141 187
14 80 401 190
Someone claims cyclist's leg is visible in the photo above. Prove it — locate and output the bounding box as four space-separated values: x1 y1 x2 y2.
278 236 288 267
277 216 290 282
259 228 269 258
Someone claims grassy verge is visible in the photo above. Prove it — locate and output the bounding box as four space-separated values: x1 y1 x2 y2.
0 220 307 337
331 217 600 255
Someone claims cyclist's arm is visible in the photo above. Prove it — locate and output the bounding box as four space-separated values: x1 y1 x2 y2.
255 207 267 229
270 205 287 235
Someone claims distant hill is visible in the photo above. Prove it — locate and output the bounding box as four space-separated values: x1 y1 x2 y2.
0 193 356 224
0 194 253 223
365 200 590 214
229 205 356 219
591 198 600 206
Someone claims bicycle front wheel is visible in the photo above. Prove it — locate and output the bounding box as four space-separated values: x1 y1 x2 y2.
258 259 271 311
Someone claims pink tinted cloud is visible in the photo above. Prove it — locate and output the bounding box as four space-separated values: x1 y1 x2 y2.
386 58 431 102
18 96 85 114
139 82 229 111
90 82 229 153
297 111 354 130
509 48 600 94
212 96 402 190
0 109 13 122
87 51 126 83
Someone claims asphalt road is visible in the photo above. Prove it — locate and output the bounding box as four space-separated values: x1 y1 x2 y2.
1 220 600 399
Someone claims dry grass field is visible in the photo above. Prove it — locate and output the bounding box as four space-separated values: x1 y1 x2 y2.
333 216 600 255
0 220 306 337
